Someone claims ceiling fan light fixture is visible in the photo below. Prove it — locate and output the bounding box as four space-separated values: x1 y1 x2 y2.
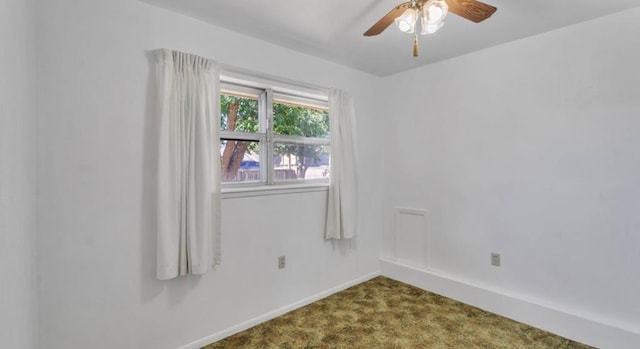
363 0 497 57
394 8 417 33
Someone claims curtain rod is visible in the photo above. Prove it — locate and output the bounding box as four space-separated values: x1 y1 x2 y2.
154 49 331 95
217 63 331 95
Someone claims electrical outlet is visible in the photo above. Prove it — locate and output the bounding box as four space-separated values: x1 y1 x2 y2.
491 253 501 267
278 256 286 269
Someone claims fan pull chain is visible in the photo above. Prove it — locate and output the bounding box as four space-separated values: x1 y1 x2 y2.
413 33 419 57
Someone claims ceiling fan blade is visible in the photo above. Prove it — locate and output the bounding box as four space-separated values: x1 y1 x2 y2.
363 2 411 36
446 0 497 23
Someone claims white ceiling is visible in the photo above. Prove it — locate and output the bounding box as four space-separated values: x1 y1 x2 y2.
142 0 640 76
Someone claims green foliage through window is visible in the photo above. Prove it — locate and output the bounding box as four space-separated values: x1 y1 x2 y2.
220 95 259 133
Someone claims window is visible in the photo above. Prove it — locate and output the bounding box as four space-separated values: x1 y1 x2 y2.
219 75 330 189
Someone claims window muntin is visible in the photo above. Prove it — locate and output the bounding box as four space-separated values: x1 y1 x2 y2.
220 80 329 188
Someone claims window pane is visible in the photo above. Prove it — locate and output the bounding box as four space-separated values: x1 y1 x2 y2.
220 140 261 183
221 93 259 133
274 143 330 181
273 102 330 139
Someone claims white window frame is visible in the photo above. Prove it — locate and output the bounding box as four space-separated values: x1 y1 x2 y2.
219 72 330 196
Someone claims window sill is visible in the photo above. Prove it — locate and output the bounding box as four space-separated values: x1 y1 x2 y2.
221 183 329 199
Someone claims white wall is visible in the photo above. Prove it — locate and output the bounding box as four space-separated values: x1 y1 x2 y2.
35 0 384 348
383 7 640 346
0 0 38 348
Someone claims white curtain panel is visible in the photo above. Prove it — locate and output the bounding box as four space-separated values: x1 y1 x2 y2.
154 49 222 280
326 89 358 239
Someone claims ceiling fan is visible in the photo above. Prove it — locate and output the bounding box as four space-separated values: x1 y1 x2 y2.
364 0 497 57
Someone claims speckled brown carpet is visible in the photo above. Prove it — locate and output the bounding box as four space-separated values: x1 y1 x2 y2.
203 276 594 349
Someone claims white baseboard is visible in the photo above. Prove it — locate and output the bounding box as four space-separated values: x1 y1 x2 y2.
178 272 380 349
380 258 640 349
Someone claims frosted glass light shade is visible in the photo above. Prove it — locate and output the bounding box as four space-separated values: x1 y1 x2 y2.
424 0 449 23
420 0 448 35
420 17 445 35
395 8 417 33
